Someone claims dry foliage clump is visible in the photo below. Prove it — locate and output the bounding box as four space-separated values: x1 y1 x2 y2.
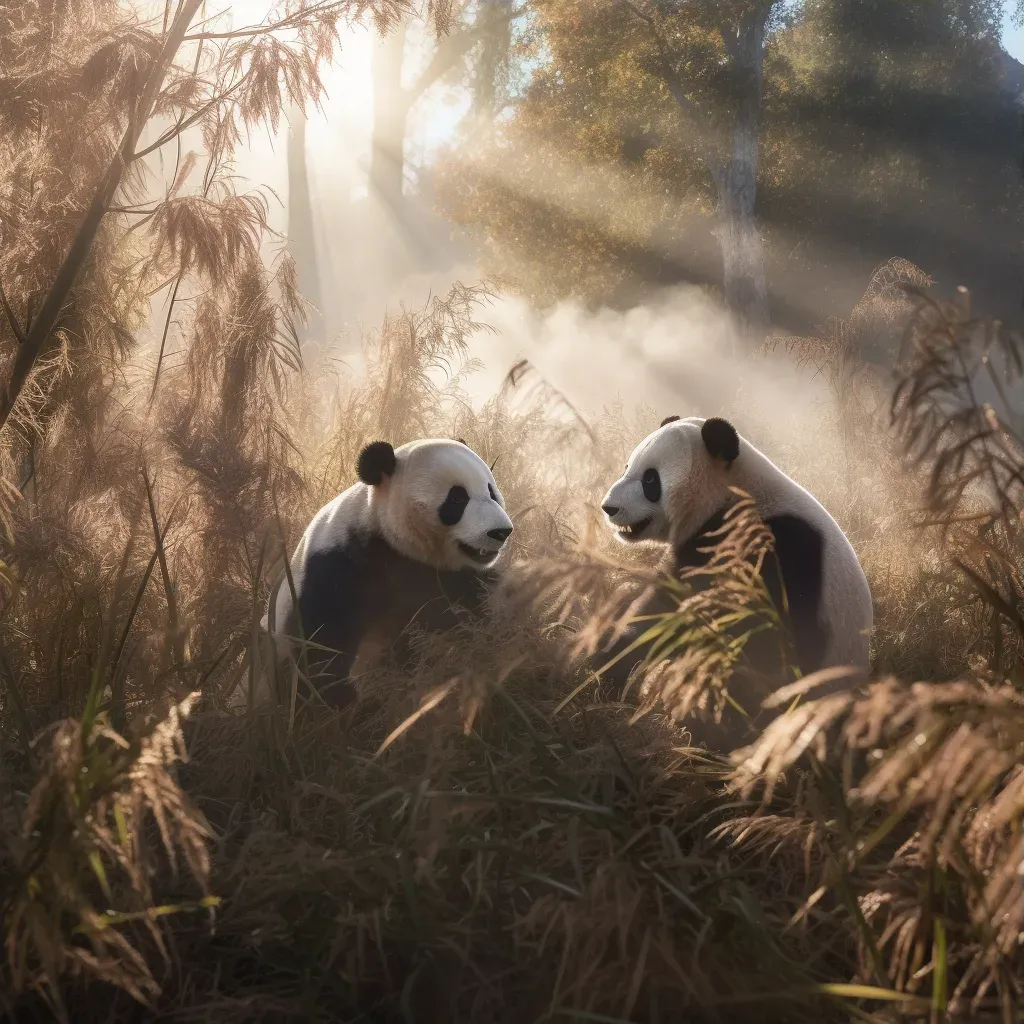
890 286 1024 681
2 2 1024 1022
1 692 213 1021
719 288 1024 1020
759 258 984 683
725 674 1024 1019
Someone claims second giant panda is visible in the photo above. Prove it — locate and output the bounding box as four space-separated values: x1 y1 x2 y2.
598 415 872 743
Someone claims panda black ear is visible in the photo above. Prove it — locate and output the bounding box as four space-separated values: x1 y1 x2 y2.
357 441 397 486
660 415 680 427
700 417 740 466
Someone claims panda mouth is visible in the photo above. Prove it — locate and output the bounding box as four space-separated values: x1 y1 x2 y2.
616 516 653 540
458 542 498 565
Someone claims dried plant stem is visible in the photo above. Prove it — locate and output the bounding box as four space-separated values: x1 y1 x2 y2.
0 0 203 433
183 0 382 43
143 470 187 689
150 275 183 403
0 635 34 764
0 278 27 346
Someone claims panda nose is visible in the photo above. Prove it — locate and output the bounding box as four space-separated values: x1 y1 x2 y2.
602 505 620 517
487 527 512 544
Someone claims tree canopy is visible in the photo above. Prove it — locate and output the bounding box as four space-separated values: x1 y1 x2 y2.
438 0 1024 338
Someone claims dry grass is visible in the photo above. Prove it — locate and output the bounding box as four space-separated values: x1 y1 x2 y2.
2 3 1024 1021
4 268 1022 1022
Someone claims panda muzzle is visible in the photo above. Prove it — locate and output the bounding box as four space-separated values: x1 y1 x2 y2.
459 543 497 564
458 533 509 563
615 515 653 539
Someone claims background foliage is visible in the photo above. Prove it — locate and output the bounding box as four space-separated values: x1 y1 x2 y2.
438 0 1024 338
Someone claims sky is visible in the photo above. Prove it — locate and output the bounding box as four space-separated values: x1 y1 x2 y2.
1003 4 1023 59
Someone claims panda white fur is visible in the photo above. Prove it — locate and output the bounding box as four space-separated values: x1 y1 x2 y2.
600 415 872 691
259 438 514 707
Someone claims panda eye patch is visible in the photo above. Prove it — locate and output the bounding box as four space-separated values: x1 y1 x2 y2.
438 485 470 526
641 468 661 503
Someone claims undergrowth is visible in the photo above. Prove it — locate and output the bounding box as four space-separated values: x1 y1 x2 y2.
1 3 1023 1022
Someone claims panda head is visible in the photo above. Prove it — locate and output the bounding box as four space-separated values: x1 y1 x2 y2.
600 415 741 547
357 438 514 570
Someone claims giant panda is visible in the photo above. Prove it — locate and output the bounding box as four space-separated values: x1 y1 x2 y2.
259 438 514 708
598 415 872 744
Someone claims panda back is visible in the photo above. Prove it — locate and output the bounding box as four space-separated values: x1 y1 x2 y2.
674 505 828 676
740 445 872 673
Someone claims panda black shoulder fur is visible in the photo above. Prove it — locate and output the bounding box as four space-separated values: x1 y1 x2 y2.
260 438 513 707
599 415 872 740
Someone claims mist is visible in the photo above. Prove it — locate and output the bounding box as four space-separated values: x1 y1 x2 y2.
464 284 836 430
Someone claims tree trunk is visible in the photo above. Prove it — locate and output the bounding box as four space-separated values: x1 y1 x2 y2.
369 21 411 211
470 0 513 127
286 101 324 344
711 5 771 346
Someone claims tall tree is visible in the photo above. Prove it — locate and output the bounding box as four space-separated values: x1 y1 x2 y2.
369 1 527 212
370 18 411 209
439 0 783 343
619 0 779 341
467 0 515 128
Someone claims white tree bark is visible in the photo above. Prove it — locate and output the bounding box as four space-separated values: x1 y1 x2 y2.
711 5 771 345
643 0 773 346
